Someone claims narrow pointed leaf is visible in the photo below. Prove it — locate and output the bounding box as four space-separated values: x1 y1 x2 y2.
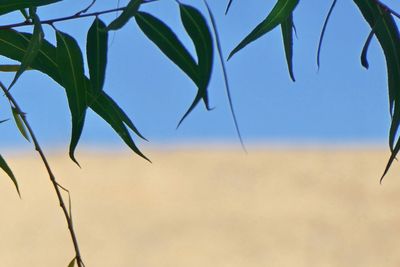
281 13 295 81
11 107 30 141
229 0 299 59
0 154 20 196
225 0 233 15
8 12 43 90
0 0 61 16
135 11 199 84
361 28 375 69
179 3 213 113
0 65 31 72
107 0 142 31
317 0 337 68
88 89 150 161
87 18 108 93
56 31 88 165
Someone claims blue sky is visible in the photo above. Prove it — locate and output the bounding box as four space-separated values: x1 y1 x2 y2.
0 0 398 151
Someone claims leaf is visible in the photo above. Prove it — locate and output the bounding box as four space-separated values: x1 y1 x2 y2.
0 154 20 196
0 0 61 16
135 11 199 84
361 28 375 69
354 0 400 179
225 0 233 15
204 0 246 150
229 0 299 59
107 0 142 31
317 0 337 68
179 3 213 121
0 30 148 160
67 257 75 267
88 89 150 162
11 107 30 141
87 17 108 93
0 65 32 72
8 11 43 90
281 13 295 81
56 30 88 165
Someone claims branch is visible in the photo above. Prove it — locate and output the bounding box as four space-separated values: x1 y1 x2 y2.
0 82 84 267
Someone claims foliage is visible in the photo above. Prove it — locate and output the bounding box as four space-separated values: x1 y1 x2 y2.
0 0 399 266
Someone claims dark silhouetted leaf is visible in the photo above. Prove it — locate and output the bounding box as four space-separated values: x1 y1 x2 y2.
361 28 375 69
135 11 198 84
8 12 43 90
0 65 31 72
281 13 295 81
87 17 108 93
178 3 213 124
225 0 233 15
317 0 337 68
11 106 29 141
0 154 20 196
0 0 61 16
229 0 299 59
107 0 142 31
204 0 246 150
56 30 88 165
354 0 400 179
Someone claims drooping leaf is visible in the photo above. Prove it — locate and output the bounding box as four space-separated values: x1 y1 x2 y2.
204 0 246 150
0 65 31 72
354 0 400 179
135 11 199 84
87 17 108 93
281 13 295 81
8 11 43 90
361 28 375 69
229 0 299 59
19 9 29 20
0 0 61 16
107 0 142 31
56 30 88 165
0 30 148 160
225 0 233 15
11 106 30 141
317 0 337 68
88 89 150 162
179 3 213 119
0 154 20 196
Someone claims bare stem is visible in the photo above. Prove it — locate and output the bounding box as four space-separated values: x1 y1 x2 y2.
0 82 84 267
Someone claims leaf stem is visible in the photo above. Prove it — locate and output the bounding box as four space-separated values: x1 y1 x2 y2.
0 81 84 267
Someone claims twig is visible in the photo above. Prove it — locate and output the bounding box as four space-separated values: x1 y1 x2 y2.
0 81 84 267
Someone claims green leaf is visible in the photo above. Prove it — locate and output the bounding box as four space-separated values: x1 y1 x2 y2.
11 107 30 142
107 0 143 31
354 0 400 179
225 0 233 15
317 0 337 68
56 30 88 165
67 257 75 267
8 11 43 90
135 11 199 84
361 28 374 69
0 154 20 196
88 89 150 162
280 13 295 81
0 65 31 72
178 3 214 124
0 0 61 16
229 0 299 59
0 30 148 160
87 17 108 93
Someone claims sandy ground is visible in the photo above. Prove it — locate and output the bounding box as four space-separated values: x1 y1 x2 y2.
0 147 400 267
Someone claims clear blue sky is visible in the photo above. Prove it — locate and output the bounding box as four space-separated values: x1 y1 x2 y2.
0 0 397 151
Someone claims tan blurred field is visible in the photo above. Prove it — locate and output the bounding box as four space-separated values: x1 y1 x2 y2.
1 147 400 267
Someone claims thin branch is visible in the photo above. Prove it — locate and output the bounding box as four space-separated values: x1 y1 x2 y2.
0 81 84 267
75 0 97 16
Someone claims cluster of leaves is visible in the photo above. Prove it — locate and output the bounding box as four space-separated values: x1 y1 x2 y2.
1 0 400 266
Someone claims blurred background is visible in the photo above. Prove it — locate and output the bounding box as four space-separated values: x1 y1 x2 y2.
1 0 400 266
